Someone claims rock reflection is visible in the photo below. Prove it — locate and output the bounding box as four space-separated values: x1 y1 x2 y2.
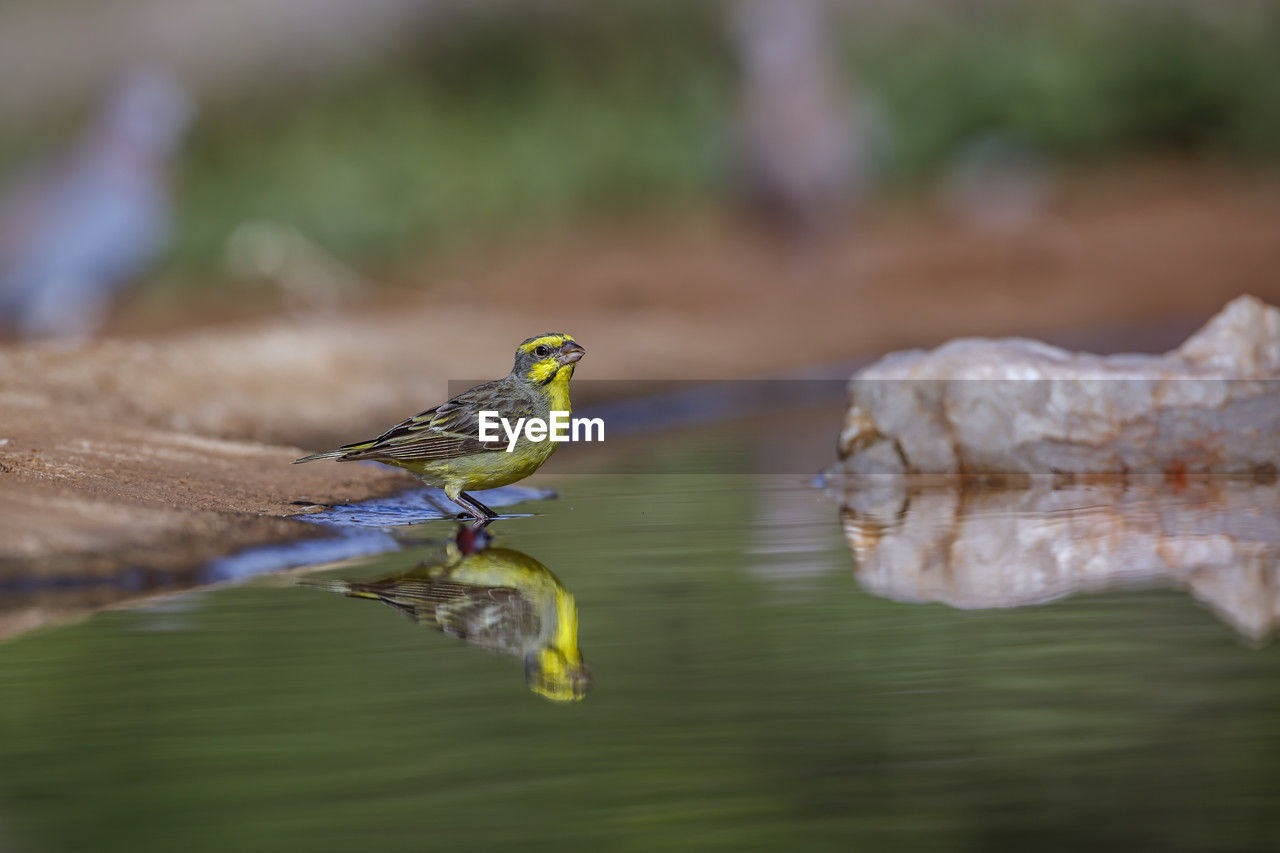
840 480 1280 642
301 525 591 701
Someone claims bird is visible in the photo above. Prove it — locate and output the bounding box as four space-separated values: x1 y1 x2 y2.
0 66 192 340
293 333 585 520
300 530 592 702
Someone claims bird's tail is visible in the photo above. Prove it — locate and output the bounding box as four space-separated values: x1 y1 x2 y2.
297 577 351 594
292 448 347 464
293 437 383 464
296 577 383 601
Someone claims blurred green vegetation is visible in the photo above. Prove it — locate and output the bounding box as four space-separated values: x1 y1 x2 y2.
176 1 728 273
7 1 1280 275
850 1 1280 175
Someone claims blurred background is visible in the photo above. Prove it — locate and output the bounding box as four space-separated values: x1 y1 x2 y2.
4 4 1280 850
2 0 1279 349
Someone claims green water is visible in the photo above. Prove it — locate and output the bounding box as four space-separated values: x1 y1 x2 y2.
1 455 1279 850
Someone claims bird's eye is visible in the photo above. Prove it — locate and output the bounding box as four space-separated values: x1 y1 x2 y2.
535 345 550 358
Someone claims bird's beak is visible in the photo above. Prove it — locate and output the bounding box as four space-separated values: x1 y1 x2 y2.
573 666 594 694
557 341 586 365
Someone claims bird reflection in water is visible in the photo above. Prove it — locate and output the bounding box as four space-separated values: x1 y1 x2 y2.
301 523 591 702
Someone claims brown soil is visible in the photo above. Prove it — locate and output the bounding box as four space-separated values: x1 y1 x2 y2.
2 164 1278 621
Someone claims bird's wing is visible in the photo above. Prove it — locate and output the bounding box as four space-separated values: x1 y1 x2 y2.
359 578 540 654
336 380 535 463
432 585 540 654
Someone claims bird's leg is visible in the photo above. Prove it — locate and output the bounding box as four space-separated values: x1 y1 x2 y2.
454 491 498 520
454 519 492 555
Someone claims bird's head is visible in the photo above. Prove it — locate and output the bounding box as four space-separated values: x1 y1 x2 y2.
525 581 591 702
526 645 593 703
98 66 193 157
512 333 585 387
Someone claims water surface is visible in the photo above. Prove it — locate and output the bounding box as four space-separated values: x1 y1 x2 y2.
1 418 1277 851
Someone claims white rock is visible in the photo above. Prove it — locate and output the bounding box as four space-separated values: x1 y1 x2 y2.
838 296 1280 476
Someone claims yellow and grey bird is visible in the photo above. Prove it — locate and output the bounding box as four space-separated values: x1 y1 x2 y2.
294 333 585 519
301 537 592 702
